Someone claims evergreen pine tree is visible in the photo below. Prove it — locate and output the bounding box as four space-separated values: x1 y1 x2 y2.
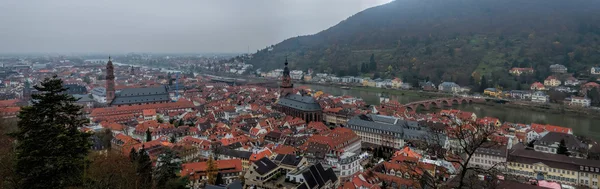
557 139 571 156
588 87 600 107
154 149 181 188
137 148 153 188
146 128 152 142
469 75 477 88
480 75 489 93
11 76 91 188
215 172 224 186
178 119 185 128
369 54 377 71
129 148 139 162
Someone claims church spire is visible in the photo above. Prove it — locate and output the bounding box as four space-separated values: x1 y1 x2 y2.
280 57 293 97
106 55 116 105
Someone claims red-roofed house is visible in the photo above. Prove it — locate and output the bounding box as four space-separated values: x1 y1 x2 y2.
477 117 501 127
111 133 140 155
530 82 546 91
392 146 423 161
302 127 361 156
544 76 561 87
531 123 572 134
581 82 600 95
100 121 124 132
509 67 534 76
142 109 157 120
307 121 330 134
457 111 477 122
0 99 20 107
0 107 20 118
249 148 273 162
339 173 381 189
181 159 243 186
220 135 249 146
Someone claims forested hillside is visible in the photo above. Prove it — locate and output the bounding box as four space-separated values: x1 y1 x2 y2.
248 0 600 88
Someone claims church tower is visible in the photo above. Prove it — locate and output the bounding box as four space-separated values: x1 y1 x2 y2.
280 58 294 97
106 56 116 104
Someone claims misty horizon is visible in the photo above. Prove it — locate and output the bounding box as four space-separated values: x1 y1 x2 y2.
0 0 392 54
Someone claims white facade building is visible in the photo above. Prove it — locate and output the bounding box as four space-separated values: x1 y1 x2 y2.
531 91 549 103
570 96 591 107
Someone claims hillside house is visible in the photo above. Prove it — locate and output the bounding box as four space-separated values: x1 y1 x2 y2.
484 88 500 97
549 64 567 73
531 91 549 103
438 82 460 93
509 67 534 76
581 82 600 95
530 82 546 90
591 67 600 75
391 78 403 89
564 77 580 86
544 76 561 87
569 96 591 107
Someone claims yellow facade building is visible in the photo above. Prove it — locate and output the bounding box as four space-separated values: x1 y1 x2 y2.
507 145 599 188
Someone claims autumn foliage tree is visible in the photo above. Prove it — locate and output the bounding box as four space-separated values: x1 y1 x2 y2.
85 152 137 189
206 155 218 185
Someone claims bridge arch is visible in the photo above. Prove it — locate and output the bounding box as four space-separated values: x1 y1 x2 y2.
452 99 460 105
430 101 440 109
441 99 452 107
461 99 468 104
415 103 428 111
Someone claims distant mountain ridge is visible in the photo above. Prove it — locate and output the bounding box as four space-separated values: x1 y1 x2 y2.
248 0 600 88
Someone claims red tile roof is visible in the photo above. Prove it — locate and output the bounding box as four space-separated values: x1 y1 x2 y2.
273 145 296 155
142 109 156 117
0 99 20 107
249 148 272 162
101 121 124 131
180 159 243 179
90 99 194 118
530 123 572 134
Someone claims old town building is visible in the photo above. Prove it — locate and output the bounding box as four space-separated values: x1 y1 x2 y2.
105 57 171 106
272 59 322 122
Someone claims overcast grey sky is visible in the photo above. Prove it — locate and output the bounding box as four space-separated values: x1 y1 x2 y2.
0 0 392 54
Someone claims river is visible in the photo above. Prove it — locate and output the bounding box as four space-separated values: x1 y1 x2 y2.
299 84 600 140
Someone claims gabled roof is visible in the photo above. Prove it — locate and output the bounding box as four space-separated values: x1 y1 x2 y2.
253 157 278 175
111 86 170 105
274 154 303 167
302 163 338 189
277 94 322 111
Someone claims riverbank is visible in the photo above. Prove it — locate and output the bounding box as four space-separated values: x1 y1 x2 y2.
298 81 451 99
499 101 600 119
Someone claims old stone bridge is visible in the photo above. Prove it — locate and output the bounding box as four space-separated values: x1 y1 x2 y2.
403 97 485 112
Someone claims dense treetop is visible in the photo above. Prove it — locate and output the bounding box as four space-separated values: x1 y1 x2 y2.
249 0 600 87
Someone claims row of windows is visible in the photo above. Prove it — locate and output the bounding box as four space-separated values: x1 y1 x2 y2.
472 158 501 166
509 162 575 175
348 125 401 137
507 169 576 183
579 172 599 178
535 146 555 153
580 166 600 173
473 153 504 160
